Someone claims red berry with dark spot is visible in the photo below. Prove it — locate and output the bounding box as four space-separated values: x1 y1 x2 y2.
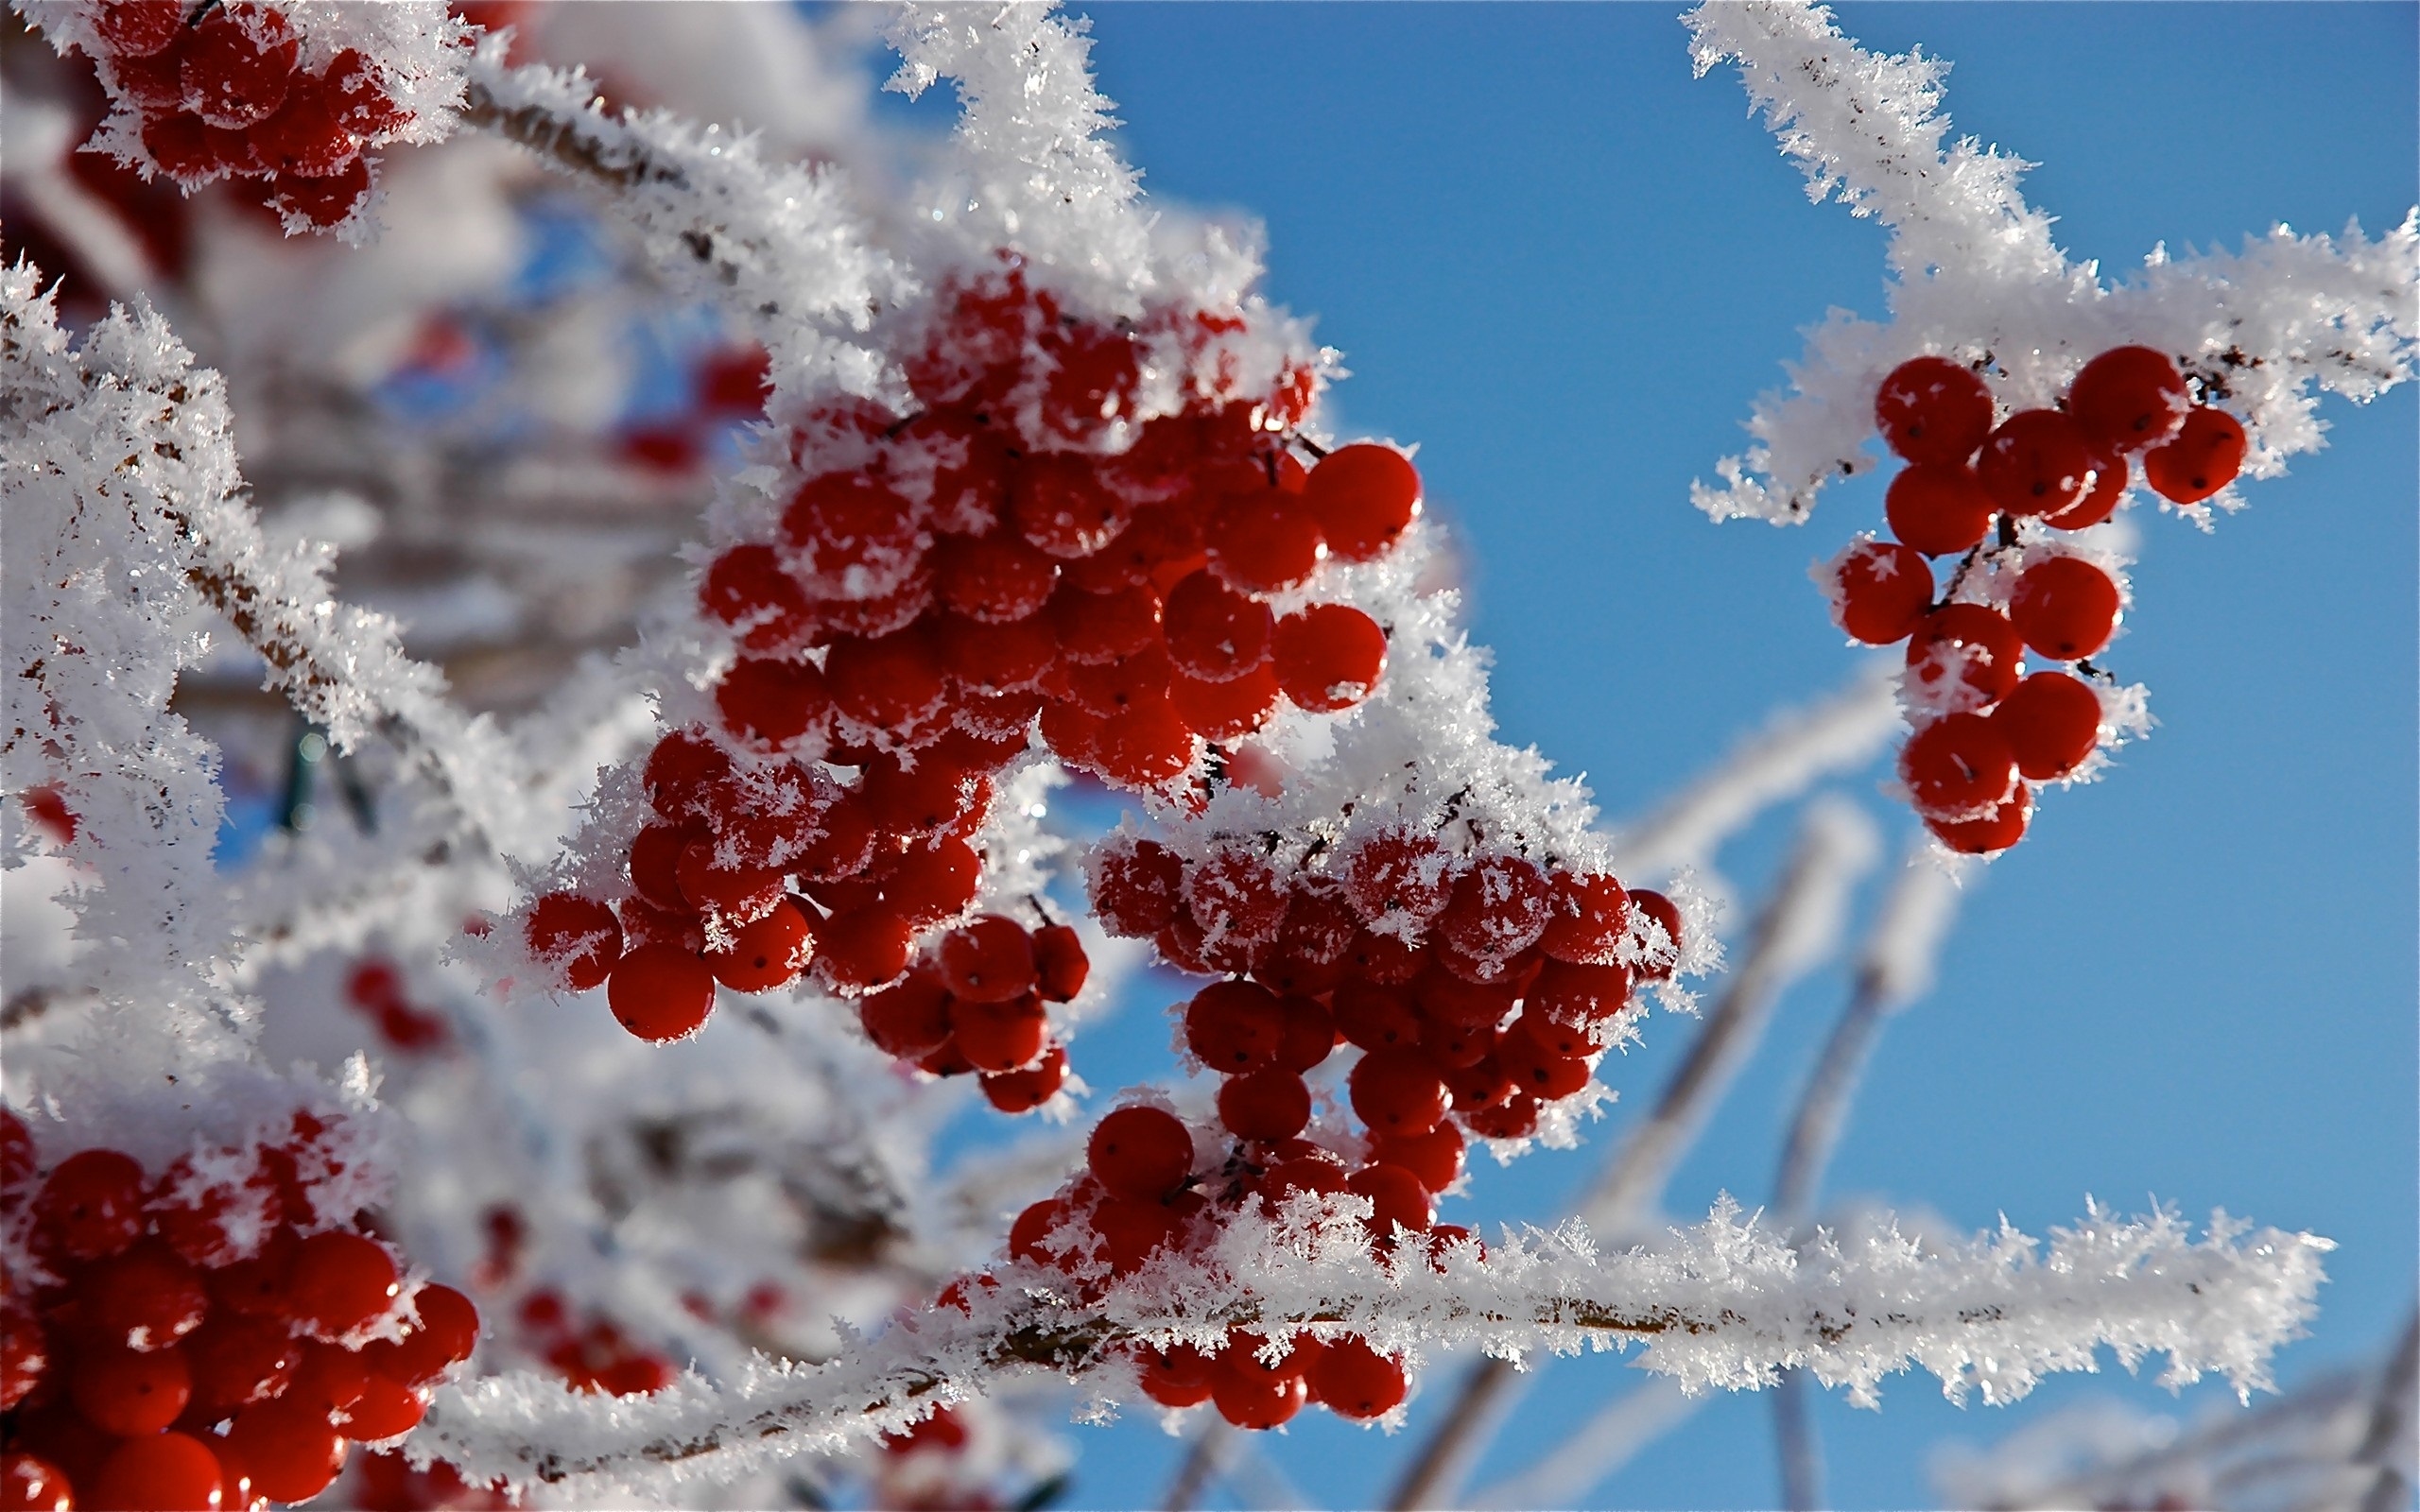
1272 604 1386 713
1031 924 1090 1003
1308 1336 1409 1419
607 943 717 1042
2142 406 2247 505
1906 603 2025 712
1087 838 1184 938
814 907 914 995
700 544 813 651
2009 557 2120 661
1218 1070 1312 1141
1305 445 1420 562
1437 853 1551 965
705 900 814 993
1978 409 2097 517
1828 538 1935 644
934 531 1060 623
1927 784 2032 855
1885 463 1994 557
288 1230 402 1340
2069 346 2187 455
1184 980 1288 1073
1163 570 1274 683
1876 356 1995 465
1349 1048 1449 1138
526 893 623 991
1087 1106 1193 1200
714 657 831 750
1993 671 2102 781
980 1044 1068 1113
91 1432 225 1512
939 915 1038 1004
1206 492 1323 594
34 1149 147 1261
858 971 953 1058
182 9 296 129
1900 713 2019 820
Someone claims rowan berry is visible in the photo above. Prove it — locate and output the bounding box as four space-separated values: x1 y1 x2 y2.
0 1307 45 1414
643 730 735 821
64 1342 189 1437
1009 1198 1068 1268
1437 853 1551 965
875 836 981 925
1184 847 1288 945
1262 1155 1351 1205
1875 356 1995 465
782 472 920 594
1884 463 1994 556
2042 440 2126 531
1133 1342 1219 1408
1089 839 1184 937
952 993 1048 1074
1093 1194 1185 1274
933 531 1060 623
1530 958 1634 1028
1334 980 1422 1053
1272 995 1340 1075
2141 406 2247 504
980 1044 1068 1113
1167 664 1280 742
1349 1162 1434 1238
523 892 623 992
95 0 185 56
285 1337 372 1419
1900 713 2019 820
91 1431 225 1512
823 627 949 739
288 1230 402 1339
1461 1093 1540 1141
1828 538 1936 644
34 1149 147 1261
1497 1018 1591 1101
1349 1048 1449 1138
795 791 876 885
1031 924 1091 1002
1271 604 1386 713
1927 784 2032 854
2 1454 72 1512
1309 1336 1409 1419
1087 1107 1194 1200
1010 456 1124 558
815 907 914 994
226 1395 347 1503
339 1373 430 1441
606 943 717 1042
705 900 814 992
77 1243 208 1351
1629 890 1684 980
1095 697 1197 791
1218 1070 1312 1141
1163 571 1274 682
182 9 296 129
714 657 831 749
357 1284 476 1389
250 82 358 181
1184 980 1288 1073
1343 927 1426 986
701 545 812 651
934 916 1035 1004
1050 580 1162 665
1536 871 1631 966
1906 603 2025 712
266 154 372 230
2069 346 2187 454
1213 1356 1308 1430
1206 492 1323 595
204 1228 298 1320
1978 409 2097 516
674 840 784 927
1994 670 2102 781
1305 445 1420 562
1372 1123 1466 1194
857 971 953 1058
813 571 933 643
2009 557 2120 661
1343 830 1453 931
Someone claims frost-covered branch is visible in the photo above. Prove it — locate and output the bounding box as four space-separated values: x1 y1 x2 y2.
413 1196 2326 1501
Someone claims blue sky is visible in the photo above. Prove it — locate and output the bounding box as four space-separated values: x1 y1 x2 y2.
874 5 2418 1507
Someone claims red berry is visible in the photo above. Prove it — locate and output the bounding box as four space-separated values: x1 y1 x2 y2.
1 1303 46 1413
77 1243 208 1351
1218 1070 1311 1141
1875 356 1994 465
226 1397 347 1504
1184 980 1288 1073
338 1372 430 1441
265 154 372 230
1206 492 1323 594
1497 1017 1591 1101
357 1284 476 1388
526 893 622 992
1906 603 2025 712
700 545 813 652
674 840 784 927
1538 872 1632 966
1307 1336 1408 1419
643 730 735 821
1087 1106 1194 1200
1092 1193 1185 1274
936 916 1036 1004
705 900 814 993
1978 409 2097 517
249 79 358 179
2141 406 2247 505
1828 539 1935 644
182 9 295 129
1094 697 1197 792
606 943 717 1042
1271 604 1386 713
203 1228 297 1320
2 1454 72 1512
1162 571 1274 682
1009 456 1124 558
34 1149 147 1261
1305 445 1419 562
815 907 915 994
980 1044 1068 1113
1333 980 1421 1053
1031 923 1090 1002
1993 671 2102 781
934 531 1060 623
714 657 831 750
182 1314 299 1416
1371 1124 1466 1194
1927 783 2032 854
859 971 953 1057
288 1230 401 1339
782 472 920 595
283 1337 370 1419
1184 847 1288 946
1008 1198 1067 1268
1884 463 1993 557
823 627 949 739
1051 581 1162 664
2069 347 2187 454
1436 853 1551 965
1629 889 1685 980
2042 441 2127 531
1133 1343 1219 1408
2008 557 2120 661
1530 957 1634 1025
873 836 981 926
1212 1353 1308 1431
1349 1048 1449 1138
91 1431 223 1512
1461 1093 1541 1141
1348 1162 1434 1237
95 0 185 57
1167 663 1280 741
1899 713 2018 820
69 1344 190 1435
952 993 1048 1073
1344 830 1454 931
1087 839 1184 937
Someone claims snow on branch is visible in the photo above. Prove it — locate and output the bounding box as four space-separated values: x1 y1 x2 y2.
413 1196 2328 1501
1683 0 2420 525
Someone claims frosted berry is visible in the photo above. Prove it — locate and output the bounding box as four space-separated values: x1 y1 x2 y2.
705 901 814 992
2 1455 72 1512
1977 409 2096 517
1010 457 1124 558
607 943 717 1042
1168 664 1280 742
226 1396 347 1503
1217 1070 1312 1141
1348 1162 1434 1237
1162 571 1274 682
1184 847 1288 945
1371 1124 1466 1194
873 837 981 926
938 916 1039 1003
714 657 831 749
1928 784 2032 855
858 972 952 1057
1539 871 1632 966
1305 445 1420 562
1349 1048 1449 1138
1876 357 1995 465
2008 557 2120 661
1309 1336 1409 1419
78 1243 208 1351
250 82 359 180
34 1149 147 1261
182 9 297 130
1629 889 1684 979
360 1284 478 1387
1993 671 2102 781
1087 1106 1193 1200
814 907 913 994
1094 698 1197 791
95 0 184 56
2042 440 2126 531
1206 492 1323 594
675 840 784 926
643 730 735 820
781 473 919 593
934 531 1059 623
1906 603 2025 712
1184 980 1288 1073
952 993 1048 1074
1884 463 1994 557
981 1044 1068 1113
701 544 813 651
1829 538 1935 644
823 627 949 738
1213 1348 1308 1431
1900 712 2018 819
1051 581 1162 664
2069 346 2187 454
1436 853 1551 965
526 893 623 991
288 1230 402 1339
1134 1343 1219 1408
92 1431 224 1512
1271 604 1386 712
2141 406 2247 505
266 154 372 231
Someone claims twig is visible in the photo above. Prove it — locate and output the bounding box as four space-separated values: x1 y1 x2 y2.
2355 1308 2420 1512
1160 1418 1229 1512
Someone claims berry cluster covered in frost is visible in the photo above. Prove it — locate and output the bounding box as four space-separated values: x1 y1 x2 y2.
1820 347 2238 852
0 1108 476 1509
20 0 467 239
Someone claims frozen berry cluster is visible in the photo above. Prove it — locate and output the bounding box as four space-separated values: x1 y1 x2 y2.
510 1291 671 1400
521 264 1414 1060
1092 830 1680 1145
1824 347 2245 853
55 0 442 234
856 914 1092 1114
0 1109 477 1510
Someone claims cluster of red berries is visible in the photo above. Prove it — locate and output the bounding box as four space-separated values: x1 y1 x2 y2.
511 1292 670 1400
1 1110 477 1510
1828 347 2245 853
66 1 430 233
856 914 1090 1112
522 266 1412 1048
1091 831 1680 1145
342 960 448 1055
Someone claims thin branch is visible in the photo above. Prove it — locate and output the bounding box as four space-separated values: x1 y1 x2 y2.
1159 1418 1229 1512
2355 1308 2420 1512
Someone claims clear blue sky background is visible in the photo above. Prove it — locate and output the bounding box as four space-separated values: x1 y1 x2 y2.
874 5 2418 1508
